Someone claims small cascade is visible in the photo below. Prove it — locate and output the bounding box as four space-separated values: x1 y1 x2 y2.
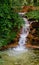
13 17 30 51
7 13 30 56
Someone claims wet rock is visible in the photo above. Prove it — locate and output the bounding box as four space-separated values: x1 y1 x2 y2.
30 24 33 31
27 33 34 39
27 22 39 48
31 22 39 28
28 19 36 21
34 37 39 41
31 29 36 34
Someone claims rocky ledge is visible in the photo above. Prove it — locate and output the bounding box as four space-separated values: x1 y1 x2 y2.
26 22 39 49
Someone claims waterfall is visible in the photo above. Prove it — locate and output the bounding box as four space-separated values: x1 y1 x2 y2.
7 13 30 56
13 17 30 51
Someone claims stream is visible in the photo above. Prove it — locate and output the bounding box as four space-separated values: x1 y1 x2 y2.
0 13 39 65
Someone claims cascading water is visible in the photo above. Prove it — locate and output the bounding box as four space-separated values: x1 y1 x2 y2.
7 13 30 56
13 18 30 51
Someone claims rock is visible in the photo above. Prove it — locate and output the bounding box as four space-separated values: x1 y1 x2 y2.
34 37 39 40
21 6 37 12
27 21 39 47
27 33 34 39
30 24 33 30
31 22 39 28
28 19 36 21
31 29 36 34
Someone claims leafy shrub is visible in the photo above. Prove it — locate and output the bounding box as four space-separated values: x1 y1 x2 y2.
0 0 24 47
25 10 39 20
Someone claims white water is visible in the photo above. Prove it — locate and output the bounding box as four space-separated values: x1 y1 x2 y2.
7 13 30 56
13 18 30 51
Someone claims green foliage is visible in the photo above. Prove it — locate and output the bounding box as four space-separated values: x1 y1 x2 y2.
0 0 24 47
33 0 39 6
25 10 39 20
